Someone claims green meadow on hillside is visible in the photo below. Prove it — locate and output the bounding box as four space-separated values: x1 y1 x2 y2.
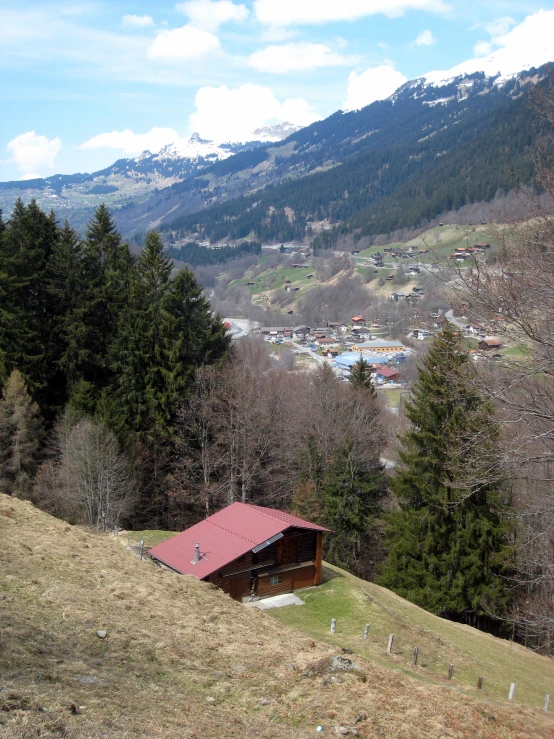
269 563 554 711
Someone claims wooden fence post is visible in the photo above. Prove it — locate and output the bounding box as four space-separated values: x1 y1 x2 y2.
140 539 144 560
363 624 370 641
543 695 550 712
477 677 483 689
508 683 516 700
448 664 454 680
330 618 336 634
413 647 419 666
387 634 394 653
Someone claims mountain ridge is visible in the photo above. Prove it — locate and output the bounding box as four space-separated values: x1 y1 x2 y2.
0 58 551 241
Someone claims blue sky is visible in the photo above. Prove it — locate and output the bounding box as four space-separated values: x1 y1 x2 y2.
1 0 553 180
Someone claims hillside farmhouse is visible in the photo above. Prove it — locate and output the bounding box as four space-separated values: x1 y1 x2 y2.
479 337 503 351
149 503 329 602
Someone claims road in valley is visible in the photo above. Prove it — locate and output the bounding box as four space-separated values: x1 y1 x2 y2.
288 340 327 365
445 309 466 329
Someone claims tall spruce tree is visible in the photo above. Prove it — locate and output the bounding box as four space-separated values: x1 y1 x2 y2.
110 230 175 440
379 326 513 629
109 232 230 444
46 221 86 394
349 356 376 395
321 441 384 576
68 204 134 413
166 266 230 390
0 200 60 413
0 370 44 497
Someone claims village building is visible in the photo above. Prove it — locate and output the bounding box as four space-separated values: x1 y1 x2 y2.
479 337 503 351
376 366 403 383
259 326 292 337
315 337 338 347
464 323 485 336
334 352 391 371
292 325 311 339
352 339 406 354
149 503 329 602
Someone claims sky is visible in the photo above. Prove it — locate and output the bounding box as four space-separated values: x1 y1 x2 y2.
2 0 554 181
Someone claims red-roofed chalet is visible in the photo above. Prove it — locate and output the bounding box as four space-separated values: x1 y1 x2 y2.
149 502 330 602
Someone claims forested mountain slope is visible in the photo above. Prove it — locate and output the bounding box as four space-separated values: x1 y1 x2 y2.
2 66 550 242
159 67 547 246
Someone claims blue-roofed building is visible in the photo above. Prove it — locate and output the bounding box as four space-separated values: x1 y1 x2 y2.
334 352 387 370
334 351 407 373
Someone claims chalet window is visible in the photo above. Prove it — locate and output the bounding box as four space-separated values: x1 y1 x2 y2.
270 575 281 586
277 537 297 566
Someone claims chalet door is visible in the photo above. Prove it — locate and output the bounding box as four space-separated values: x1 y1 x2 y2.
277 537 297 566
229 577 245 602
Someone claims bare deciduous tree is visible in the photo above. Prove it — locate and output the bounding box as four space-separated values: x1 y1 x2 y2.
34 416 136 529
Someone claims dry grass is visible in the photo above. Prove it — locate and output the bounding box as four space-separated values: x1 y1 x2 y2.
1 495 552 739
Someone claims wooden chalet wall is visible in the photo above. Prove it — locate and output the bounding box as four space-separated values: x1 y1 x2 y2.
204 552 254 600
203 527 322 601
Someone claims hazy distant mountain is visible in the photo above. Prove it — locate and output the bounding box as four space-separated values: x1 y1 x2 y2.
0 125 300 232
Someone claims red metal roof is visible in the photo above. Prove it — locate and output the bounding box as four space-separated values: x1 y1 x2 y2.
148 502 329 580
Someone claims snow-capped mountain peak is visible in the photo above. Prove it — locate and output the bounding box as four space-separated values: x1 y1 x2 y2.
423 9 554 88
251 122 301 142
153 137 231 162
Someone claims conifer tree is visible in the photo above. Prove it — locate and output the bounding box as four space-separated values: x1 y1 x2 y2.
166 266 230 392
0 199 60 412
349 356 376 395
44 221 87 409
0 370 44 497
110 234 230 442
379 326 513 629
68 205 134 412
110 230 175 440
322 442 384 575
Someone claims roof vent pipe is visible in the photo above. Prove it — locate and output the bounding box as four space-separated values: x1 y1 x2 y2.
194 542 200 564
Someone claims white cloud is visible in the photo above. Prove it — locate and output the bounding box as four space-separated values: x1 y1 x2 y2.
147 25 220 61
189 84 318 141
343 65 407 110
473 16 514 58
415 29 435 46
473 40 492 57
249 42 353 73
485 16 515 38
80 127 182 154
176 0 248 31
259 26 299 42
122 14 155 28
7 131 62 176
253 0 449 26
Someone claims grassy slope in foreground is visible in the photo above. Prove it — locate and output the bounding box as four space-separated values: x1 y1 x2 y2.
270 564 554 708
1 496 553 739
